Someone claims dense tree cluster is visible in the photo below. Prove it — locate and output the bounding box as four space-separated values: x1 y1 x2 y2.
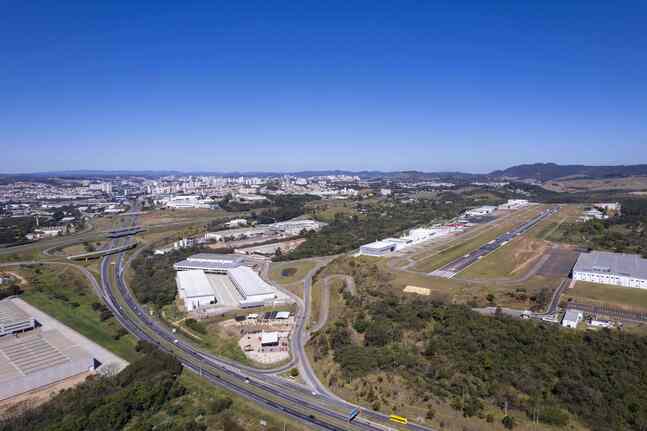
130 247 211 308
276 198 470 260
311 257 647 431
0 343 191 431
0 217 35 245
558 199 647 257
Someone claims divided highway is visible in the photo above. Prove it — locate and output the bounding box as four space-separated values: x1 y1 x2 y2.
98 213 436 431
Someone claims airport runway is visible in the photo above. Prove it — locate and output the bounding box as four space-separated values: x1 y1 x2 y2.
430 206 559 279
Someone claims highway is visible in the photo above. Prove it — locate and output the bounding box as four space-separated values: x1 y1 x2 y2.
430 206 559 278
97 211 435 431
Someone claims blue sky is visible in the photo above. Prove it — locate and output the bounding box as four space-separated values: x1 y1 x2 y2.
1 1 646 173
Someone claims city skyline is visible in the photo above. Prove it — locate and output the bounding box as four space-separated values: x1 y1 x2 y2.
2 1 646 173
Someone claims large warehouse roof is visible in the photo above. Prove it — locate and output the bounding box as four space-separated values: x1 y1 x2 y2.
187 253 244 264
0 329 93 400
574 251 647 279
175 253 244 272
228 266 276 298
0 300 36 336
177 270 213 298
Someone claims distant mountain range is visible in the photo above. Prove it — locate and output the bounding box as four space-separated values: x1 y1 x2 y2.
3 163 647 182
489 163 647 182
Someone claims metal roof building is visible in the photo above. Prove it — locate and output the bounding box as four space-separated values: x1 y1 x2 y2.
174 253 244 273
573 251 647 289
0 300 36 336
0 329 94 401
228 266 277 308
174 254 279 310
359 239 406 257
176 270 216 311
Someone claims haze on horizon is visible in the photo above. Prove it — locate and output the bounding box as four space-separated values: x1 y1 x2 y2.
2 1 646 174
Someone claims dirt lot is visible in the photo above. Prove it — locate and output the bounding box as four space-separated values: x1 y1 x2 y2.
0 371 92 414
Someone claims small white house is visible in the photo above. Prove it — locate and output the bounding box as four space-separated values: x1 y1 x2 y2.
562 309 583 329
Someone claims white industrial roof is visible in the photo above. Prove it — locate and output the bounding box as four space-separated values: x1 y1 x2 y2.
177 270 214 298
361 240 400 250
0 300 33 327
187 253 244 264
573 251 647 279
261 332 279 344
563 309 582 322
228 266 276 298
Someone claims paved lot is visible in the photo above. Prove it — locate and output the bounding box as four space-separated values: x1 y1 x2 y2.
10 298 129 373
538 248 580 278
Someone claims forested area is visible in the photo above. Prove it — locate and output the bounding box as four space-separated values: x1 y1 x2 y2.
276 198 470 260
0 217 35 245
251 194 320 224
311 257 647 430
558 199 647 257
130 247 210 308
0 342 249 431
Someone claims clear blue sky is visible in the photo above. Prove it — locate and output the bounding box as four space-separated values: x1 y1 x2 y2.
2 1 646 174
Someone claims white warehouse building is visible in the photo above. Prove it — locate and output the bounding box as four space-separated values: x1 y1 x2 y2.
572 251 647 289
175 254 281 310
359 239 407 257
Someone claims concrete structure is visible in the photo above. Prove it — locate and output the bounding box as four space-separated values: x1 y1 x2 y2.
573 251 647 289
562 309 583 329
0 300 36 336
0 329 94 401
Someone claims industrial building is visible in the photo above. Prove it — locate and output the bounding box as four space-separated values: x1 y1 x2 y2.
359 239 406 256
174 253 245 273
498 199 529 210
175 253 283 310
0 300 36 336
270 219 324 236
573 251 647 289
260 332 280 347
0 329 94 401
464 205 497 217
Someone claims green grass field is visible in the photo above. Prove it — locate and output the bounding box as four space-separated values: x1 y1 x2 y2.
564 281 647 312
18 265 140 362
269 259 317 285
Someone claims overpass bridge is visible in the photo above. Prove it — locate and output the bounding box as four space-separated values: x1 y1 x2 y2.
67 242 137 261
105 226 145 238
